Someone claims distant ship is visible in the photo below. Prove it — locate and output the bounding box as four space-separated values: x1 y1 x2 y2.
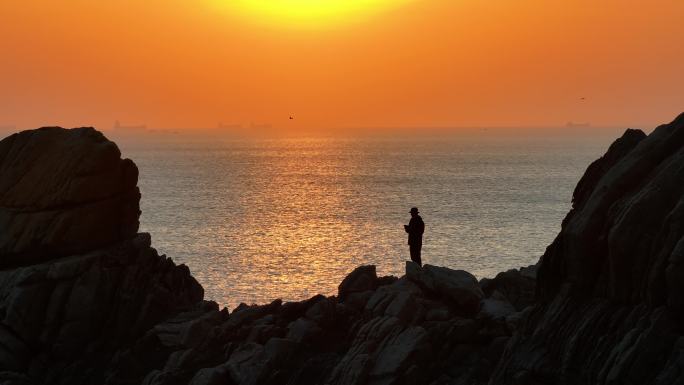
114 120 147 131
565 121 591 128
218 122 242 129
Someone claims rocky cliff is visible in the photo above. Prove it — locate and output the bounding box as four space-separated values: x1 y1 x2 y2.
0 128 203 385
492 113 684 384
2 115 684 385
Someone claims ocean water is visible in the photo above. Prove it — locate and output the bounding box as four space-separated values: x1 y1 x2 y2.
115 130 619 309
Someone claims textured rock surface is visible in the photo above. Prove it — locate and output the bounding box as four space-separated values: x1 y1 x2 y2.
5 114 684 385
0 234 204 383
0 128 203 384
492 113 684 384
407 262 484 315
338 265 378 301
106 262 520 385
0 127 140 268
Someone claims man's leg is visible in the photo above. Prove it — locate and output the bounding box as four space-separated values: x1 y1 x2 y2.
415 246 422 266
410 245 422 266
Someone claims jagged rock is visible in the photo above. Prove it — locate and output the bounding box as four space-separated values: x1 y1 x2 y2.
305 296 336 324
286 317 323 343
365 277 423 318
384 292 421 324
150 302 224 348
263 337 299 366
0 127 140 268
226 343 267 385
493 113 684 384
406 262 484 315
0 233 203 380
479 292 517 320
480 265 537 311
338 265 378 301
344 290 375 310
369 326 429 378
571 128 647 210
224 299 282 330
0 128 204 385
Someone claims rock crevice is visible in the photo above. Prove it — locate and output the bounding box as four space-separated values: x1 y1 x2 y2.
494 113 684 384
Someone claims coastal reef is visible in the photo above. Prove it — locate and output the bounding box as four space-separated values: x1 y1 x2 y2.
1 114 684 385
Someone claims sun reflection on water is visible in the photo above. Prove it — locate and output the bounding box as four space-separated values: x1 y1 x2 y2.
120 134 615 309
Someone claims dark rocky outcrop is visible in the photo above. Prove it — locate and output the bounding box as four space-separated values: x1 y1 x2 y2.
104 261 527 385
0 127 140 268
492 113 684 384
4 113 684 385
480 265 537 312
0 234 204 384
0 128 203 385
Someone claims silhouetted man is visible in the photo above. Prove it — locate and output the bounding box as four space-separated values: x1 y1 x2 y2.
404 207 425 266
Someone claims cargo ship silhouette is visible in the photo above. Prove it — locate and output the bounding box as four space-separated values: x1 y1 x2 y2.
114 120 147 132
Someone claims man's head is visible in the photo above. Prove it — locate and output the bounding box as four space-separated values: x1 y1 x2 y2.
410 207 419 217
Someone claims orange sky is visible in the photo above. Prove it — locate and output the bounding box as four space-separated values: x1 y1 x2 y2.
1 0 683 132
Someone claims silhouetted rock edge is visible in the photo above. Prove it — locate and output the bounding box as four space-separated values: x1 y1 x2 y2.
3 115 684 385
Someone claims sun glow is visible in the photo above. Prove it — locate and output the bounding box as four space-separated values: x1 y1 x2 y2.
219 0 410 28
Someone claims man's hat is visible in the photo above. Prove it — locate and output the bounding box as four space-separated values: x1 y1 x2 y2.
409 207 419 213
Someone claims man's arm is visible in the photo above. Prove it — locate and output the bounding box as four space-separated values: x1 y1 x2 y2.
407 218 417 233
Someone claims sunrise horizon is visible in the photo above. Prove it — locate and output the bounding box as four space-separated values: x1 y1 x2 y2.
2 2 684 384
2 0 683 133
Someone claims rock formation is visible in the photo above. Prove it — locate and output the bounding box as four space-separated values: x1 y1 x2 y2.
103 262 534 385
0 127 140 268
0 128 203 385
492 113 684 384
2 114 684 385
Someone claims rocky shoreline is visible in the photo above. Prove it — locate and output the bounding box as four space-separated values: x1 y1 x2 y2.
1 114 684 384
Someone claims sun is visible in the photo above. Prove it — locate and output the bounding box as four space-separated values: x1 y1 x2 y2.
216 0 410 28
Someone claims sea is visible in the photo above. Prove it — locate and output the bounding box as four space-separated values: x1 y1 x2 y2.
113 129 623 309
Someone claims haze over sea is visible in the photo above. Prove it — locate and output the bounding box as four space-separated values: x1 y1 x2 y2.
115 129 621 309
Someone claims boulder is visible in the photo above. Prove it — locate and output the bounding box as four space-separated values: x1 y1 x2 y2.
225 343 268 385
286 317 323 344
406 262 484 315
480 265 537 311
369 326 429 379
0 127 140 267
384 291 422 324
339 265 378 301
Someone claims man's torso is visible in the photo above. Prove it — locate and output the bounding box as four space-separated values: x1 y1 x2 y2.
408 215 424 245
